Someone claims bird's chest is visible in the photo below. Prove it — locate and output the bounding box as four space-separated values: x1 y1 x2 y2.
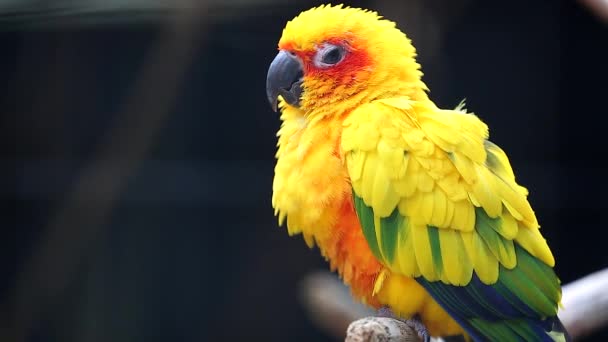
272 119 350 238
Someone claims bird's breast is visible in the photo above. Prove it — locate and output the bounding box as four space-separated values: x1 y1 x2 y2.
272 114 349 241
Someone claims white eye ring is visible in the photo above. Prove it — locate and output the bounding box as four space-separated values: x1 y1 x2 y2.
313 43 346 68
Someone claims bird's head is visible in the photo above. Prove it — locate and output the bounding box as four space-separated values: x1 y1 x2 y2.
266 4 428 118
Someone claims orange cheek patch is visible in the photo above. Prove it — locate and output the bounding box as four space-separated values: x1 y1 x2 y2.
340 75 352 85
355 70 370 81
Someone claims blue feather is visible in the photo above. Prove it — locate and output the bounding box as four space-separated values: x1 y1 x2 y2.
416 248 570 342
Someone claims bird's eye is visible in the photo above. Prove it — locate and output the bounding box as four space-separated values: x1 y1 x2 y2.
313 44 346 68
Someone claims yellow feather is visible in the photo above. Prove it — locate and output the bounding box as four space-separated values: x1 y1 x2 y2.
347 150 366 182
377 97 414 111
392 153 411 194
436 172 467 201
396 219 419 276
465 204 476 232
425 158 445 179
361 153 378 204
494 177 538 228
392 176 410 197
468 191 481 207
503 200 524 221
420 119 458 150
401 155 420 196
412 224 437 281
351 178 363 198
373 268 389 296
358 124 380 151
450 151 477 184
286 214 301 236
417 164 435 192
451 200 475 231
375 274 429 320
442 196 455 228
402 129 426 150
472 166 502 218
497 239 517 269
485 141 516 180
497 209 519 239
381 127 402 140
515 226 555 267
420 191 435 223
278 210 287 226
417 140 435 157
372 163 400 217
462 231 499 284
439 229 473 285
346 109 380 151
341 123 357 152
430 188 448 228
447 111 488 162
399 193 425 226
377 139 403 176
455 179 470 201
303 233 315 248
473 233 499 284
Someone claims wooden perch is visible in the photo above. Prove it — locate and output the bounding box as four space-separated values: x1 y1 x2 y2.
300 268 608 341
345 317 422 342
580 0 608 22
558 268 608 339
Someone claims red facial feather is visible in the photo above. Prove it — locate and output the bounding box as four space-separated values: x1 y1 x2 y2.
279 38 372 88
306 40 371 81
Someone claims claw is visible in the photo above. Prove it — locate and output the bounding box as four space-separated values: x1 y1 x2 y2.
376 306 395 318
403 316 430 342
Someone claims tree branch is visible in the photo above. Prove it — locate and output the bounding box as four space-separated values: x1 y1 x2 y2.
579 0 608 22
558 268 608 339
300 268 608 341
345 317 422 342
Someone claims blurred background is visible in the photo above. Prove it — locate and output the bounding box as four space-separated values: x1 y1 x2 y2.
2 0 607 341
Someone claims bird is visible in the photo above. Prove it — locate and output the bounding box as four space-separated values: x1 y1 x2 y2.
265 4 570 341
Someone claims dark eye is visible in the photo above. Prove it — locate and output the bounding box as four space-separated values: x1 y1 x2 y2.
323 46 344 64
313 44 346 68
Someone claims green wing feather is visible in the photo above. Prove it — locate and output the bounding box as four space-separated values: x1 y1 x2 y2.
342 98 568 341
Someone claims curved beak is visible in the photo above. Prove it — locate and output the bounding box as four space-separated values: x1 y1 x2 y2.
266 50 303 112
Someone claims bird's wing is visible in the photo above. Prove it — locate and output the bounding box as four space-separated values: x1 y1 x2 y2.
342 97 567 341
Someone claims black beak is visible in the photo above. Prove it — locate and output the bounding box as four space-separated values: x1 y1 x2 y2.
266 50 303 112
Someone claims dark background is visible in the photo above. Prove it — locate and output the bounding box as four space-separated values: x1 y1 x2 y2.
2 0 607 341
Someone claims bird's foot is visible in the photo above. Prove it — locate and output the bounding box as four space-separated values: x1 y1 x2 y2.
375 307 430 342
403 316 430 342
376 306 394 318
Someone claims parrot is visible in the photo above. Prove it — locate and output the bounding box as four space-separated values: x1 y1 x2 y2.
265 4 570 341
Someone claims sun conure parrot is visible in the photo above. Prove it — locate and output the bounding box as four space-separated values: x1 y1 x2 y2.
266 4 570 341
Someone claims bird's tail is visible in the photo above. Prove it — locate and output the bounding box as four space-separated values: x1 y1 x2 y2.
461 315 571 342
